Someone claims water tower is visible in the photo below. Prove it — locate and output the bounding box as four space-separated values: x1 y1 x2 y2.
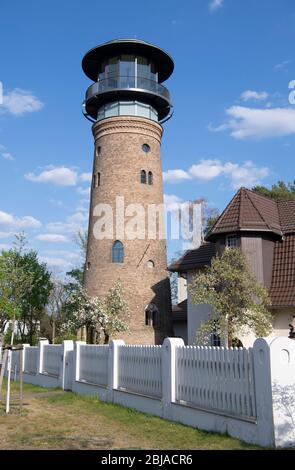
82 39 174 344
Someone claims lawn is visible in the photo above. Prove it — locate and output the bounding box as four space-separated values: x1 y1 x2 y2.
0 380 261 450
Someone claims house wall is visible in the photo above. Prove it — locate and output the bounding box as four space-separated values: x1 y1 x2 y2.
173 321 187 344
187 270 212 345
241 235 264 284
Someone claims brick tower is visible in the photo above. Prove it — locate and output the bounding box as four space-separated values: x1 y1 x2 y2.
82 39 174 344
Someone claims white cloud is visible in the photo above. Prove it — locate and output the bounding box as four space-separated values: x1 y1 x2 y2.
25 166 77 186
189 159 224 180
2 152 14 161
0 210 41 230
39 256 73 269
210 106 295 139
79 172 92 182
0 243 10 251
2 88 43 116
240 90 268 102
209 0 224 11
164 194 184 211
35 234 69 243
164 159 269 189
274 60 291 70
47 212 88 235
77 186 91 196
163 169 192 183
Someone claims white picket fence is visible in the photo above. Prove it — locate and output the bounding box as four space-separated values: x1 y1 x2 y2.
4 336 295 448
42 344 62 377
24 346 38 375
79 344 109 387
175 346 256 419
118 345 162 397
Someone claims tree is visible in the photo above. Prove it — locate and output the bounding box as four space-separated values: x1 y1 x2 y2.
253 180 295 201
17 249 52 344
0 234 52 345
190 248 273 346
62 282 129 344
45 278 67 343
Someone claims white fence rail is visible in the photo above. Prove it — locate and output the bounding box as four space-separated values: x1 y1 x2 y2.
5 336 295 448
42 345 62 377
24 346 38 375
79 344 109 386
175 346 256 419
118 345 162 398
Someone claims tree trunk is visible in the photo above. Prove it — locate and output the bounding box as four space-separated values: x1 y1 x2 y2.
104 332 110 344
52 319 56 344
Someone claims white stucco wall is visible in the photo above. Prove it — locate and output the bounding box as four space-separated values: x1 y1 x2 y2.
186 272 292 347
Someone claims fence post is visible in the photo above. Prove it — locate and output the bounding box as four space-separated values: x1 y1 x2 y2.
252 337 275 447
37 339 49 377
162 337 184 419
108 339 125 400
268 336 295 448
61 340 74 390
74 341 86 382
22 344 30 373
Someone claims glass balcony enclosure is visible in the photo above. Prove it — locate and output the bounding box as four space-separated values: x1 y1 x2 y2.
97 55 158 83
97 100 158 122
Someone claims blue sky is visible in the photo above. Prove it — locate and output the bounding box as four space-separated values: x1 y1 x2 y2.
0 0 294 271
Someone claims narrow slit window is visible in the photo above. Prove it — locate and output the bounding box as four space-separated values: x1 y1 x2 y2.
141 170 147 184
148 171 153 185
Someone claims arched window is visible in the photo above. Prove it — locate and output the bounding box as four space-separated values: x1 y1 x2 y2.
112 240 124 263
140 170 146 184
148 171 153 185
145 303 159 328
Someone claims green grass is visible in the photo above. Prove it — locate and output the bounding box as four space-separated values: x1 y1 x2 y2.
43 392 262 450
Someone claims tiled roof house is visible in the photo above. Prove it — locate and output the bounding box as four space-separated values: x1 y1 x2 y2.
169 188 295 345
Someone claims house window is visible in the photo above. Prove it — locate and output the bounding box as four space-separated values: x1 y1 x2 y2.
112 240 124 263
148 171 153 185
140 170 147 184
145 303 159 327
226 234 238 248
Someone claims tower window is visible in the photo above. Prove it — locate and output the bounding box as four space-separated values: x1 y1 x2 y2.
145 303 159 328
140 170 147 184
112 240 124 263
93 174 97 188
96 146 101 156
97 172 100 186
147 260 154 269
148 171 153 185
87 261 91 270
226 234 238 248
142 143 151 153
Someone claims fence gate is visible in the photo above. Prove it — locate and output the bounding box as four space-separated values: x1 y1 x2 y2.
64 350 73 390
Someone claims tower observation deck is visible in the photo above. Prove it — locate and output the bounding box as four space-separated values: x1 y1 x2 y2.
82 39 174 123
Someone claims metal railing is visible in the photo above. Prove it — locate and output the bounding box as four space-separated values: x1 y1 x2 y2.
85 76 170 102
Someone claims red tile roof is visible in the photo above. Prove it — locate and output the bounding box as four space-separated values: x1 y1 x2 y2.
270 234 295 307
206 187 282 240
172 299 187 322
168 243 216 272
